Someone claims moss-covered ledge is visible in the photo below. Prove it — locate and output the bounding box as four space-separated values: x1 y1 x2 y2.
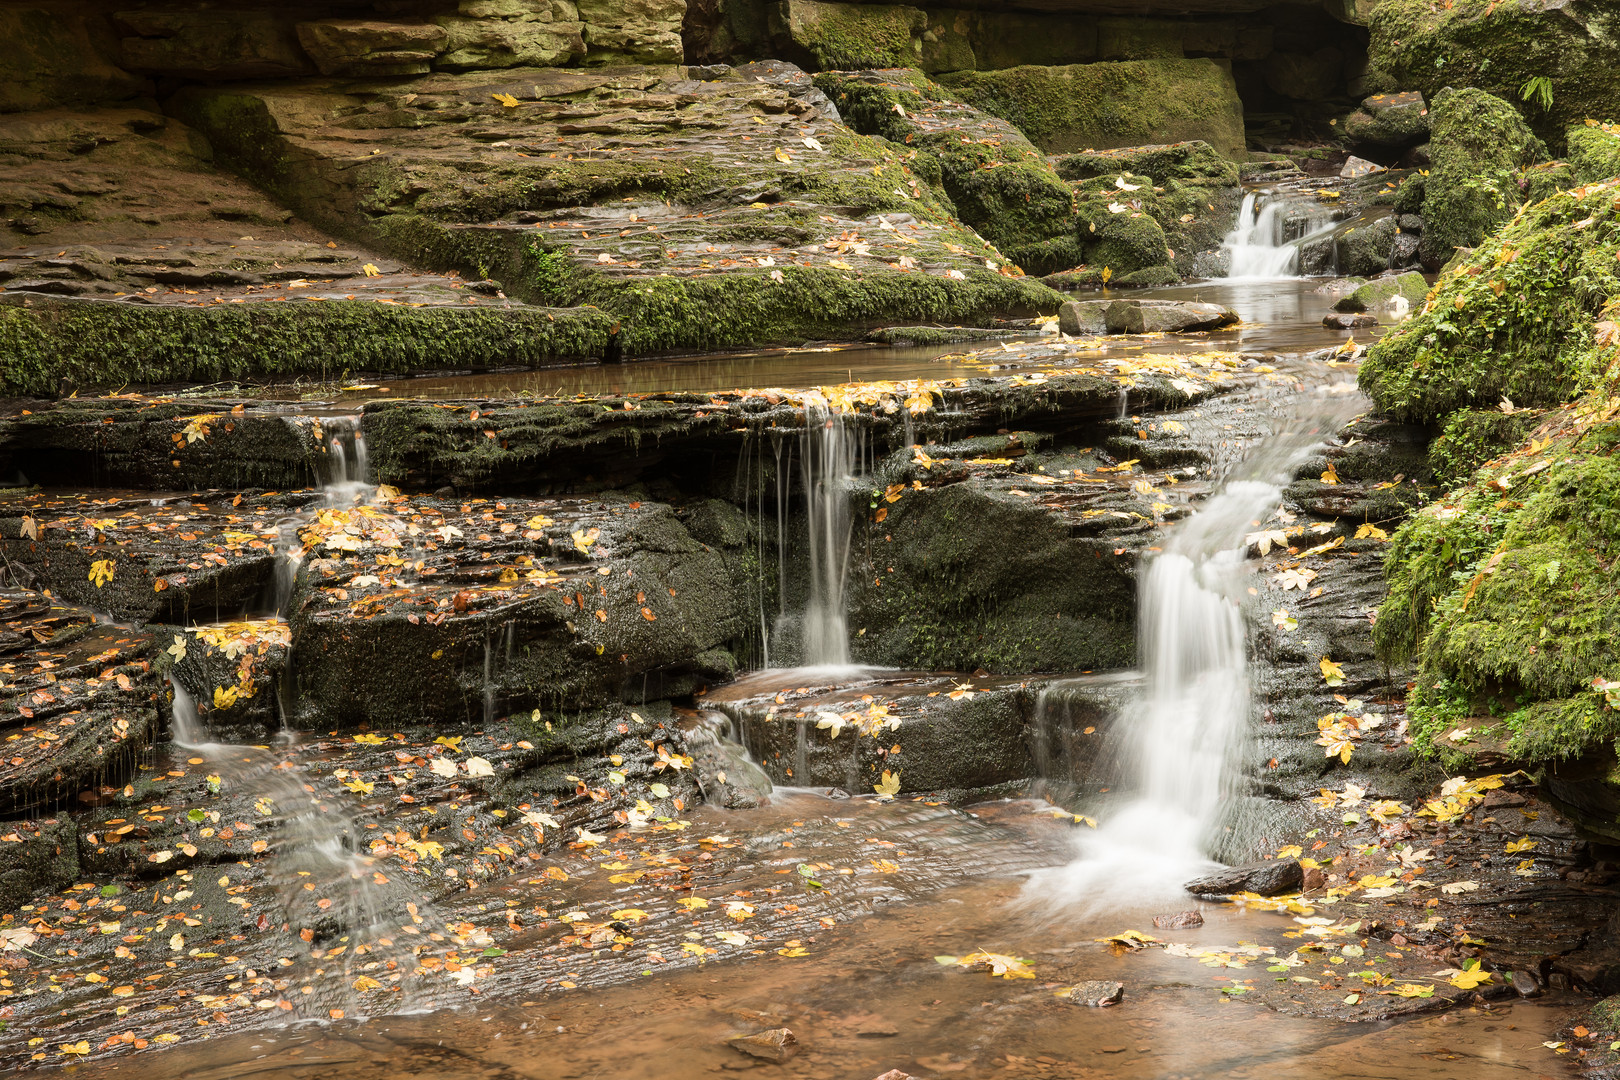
0 295 616 395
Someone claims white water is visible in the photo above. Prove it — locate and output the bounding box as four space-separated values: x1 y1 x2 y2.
798 406 856 667
1031 383 1364 913
1222 190 1341 279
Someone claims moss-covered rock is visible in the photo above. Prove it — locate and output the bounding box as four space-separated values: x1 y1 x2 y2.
812 68 1082 275
937 60 1246 160
1568 120 1620 185
1427 407 1544 491
1421 88 1548 266
774 0 925 71
1369 0 1620 147
1359 178 1620 424
1334 215 1400 277
1344 91 1430 148
1334 271 1428 314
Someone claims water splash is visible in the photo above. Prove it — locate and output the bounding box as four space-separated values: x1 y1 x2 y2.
1222 189 1341 279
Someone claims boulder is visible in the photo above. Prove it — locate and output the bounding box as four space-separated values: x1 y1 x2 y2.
1420 88 1546 266
294 20 447 77
1334 215 1399 277
1339 155 1386 179
1103 300 1237 334
1153 910 1204 929
1058 300 1108 336
1323 312 1377 329
1344 90 1429 147
1053 141 1239 187
1185 859 1304 897
115 12 312 81
939 59 1246 159
1369 0 1620 141
1334 270 1428 313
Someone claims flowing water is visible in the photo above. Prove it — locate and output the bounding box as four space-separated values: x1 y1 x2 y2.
797 403 857 669
1028 382 1366 912
1223 187 1344 279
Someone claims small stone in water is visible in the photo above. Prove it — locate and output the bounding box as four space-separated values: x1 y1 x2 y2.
1062 980 1124 1007
727 1027 800 1062
871 1072 918 1080
1153 911 1204 930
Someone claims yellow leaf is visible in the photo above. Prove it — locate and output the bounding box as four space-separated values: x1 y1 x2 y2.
492 92 520 108
958 951 1035 978
774 147 792 163
1505 836 1536 854
1321 463 1339 485
1319 657 1346 686
88 559 115 588
352 733 387 745
1449 966 1493 990
362 263 381 277
873 769 901 797
1355 523 1388 540
353 975 382 991
1099 266 1112 284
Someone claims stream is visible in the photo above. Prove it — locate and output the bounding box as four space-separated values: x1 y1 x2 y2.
9 263 1588 1079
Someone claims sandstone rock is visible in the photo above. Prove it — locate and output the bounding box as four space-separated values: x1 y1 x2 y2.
939 59 1246 159
1344 90 1428 147
115 12 312 81
1185 859 1304 897
578 0 685 64
728 1027 800 1062
1103 299 1237 334
295 20 448 77
1339 155 1386 179
0 9 149 112
1061 980 1124 1006
1334 215 1399 277
1059 300 1108 336
433 2 586 70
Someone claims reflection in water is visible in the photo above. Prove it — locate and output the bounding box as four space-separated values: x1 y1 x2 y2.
245 279 1400 404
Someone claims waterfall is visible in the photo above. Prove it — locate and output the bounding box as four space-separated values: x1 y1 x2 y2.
798 404 855 668
1222 189 1341 279
321 414 371 504
1029 384 1364 912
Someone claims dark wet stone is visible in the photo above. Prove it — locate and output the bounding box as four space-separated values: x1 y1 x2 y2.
1185 859 1303 897
1323 312 1378 329
1062 980 1124 1006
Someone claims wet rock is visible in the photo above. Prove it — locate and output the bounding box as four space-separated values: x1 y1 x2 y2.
1103 300 1238 334
1335 216 1400 278
0 9 150 113
1344 91 1429 149
683 713 774 809
0 593 160 814
1339 156 1387 180
1058 300 1107 336
114 11 313 80
1323 313 1378 329
432 4 587 69
1509 970 1543 998
1185 859 1303 897
870 1070 918 1080
0 399 331 490
1152 910 1203 929
727 1027 800 1062
1060 980 1124 1006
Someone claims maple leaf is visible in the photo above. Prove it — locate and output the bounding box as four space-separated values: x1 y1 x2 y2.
1319 657 1346 686
1384 983 1434 998
352 733 387 745
1355 523 1389 540
491 92 520 107
815 712 846 739
166 634 188 662
429 757 459 779
1247 529 1289 555
1505 836 1537 854
1449 964 1493 990
0 926 38 951
88 559 115 588
1271 608 1298 631
465 756 495 777
873 769 901 798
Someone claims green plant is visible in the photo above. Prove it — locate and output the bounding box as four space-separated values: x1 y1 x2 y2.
1520 76 1555 112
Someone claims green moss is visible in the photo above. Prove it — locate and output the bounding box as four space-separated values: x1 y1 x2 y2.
0 297 614 395
1567 122 1620 184
938 60 1246 159
1428 408 1543 489
1051 141 1239 187
782 0 925 70
1422 88 1547 264
1360 180 1620 424
1369 0 1620 148
814 70 1082 274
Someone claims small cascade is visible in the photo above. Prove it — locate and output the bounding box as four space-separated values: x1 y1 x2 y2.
1222 187 1342 278
798 404 856 668
1030 384 1364 912
319 414 372 504
483 620 515 725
